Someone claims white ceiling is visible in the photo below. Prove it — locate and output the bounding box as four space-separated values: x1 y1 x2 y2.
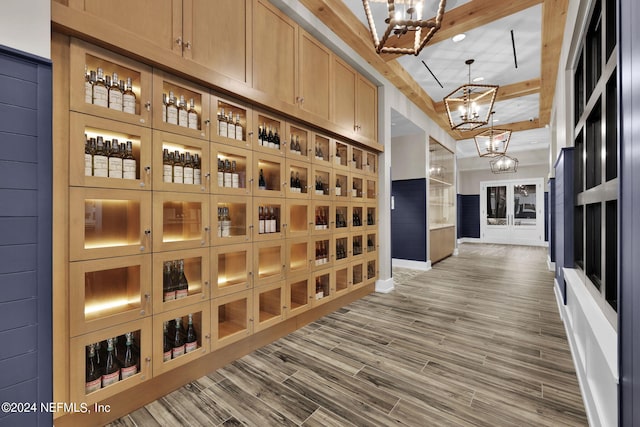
342 0 549 165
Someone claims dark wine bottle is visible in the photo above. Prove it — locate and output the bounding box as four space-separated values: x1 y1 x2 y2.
102 338 120 387
172 317 185 359
258 169 267 190
175 259 189 299
85 343 102 394
120 332 138 380
185 313 198 353
163 321 172 362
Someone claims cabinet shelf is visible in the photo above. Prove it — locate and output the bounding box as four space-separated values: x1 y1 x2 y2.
212 243 252 298
253 281 285 332
153 193 209 252
212 291 252 349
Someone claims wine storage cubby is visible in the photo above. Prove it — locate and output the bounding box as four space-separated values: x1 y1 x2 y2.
153 249 210 314
70 112 152 190
366 255 378 284
311 164 332 199
351 147 364 172
312 201 332 234
152 302 210 376
253 281 285 332
332 140 350 171
351 174 364 199
253 197 284 241
70 187 152 261
153 130 209 193
333 171 349 201
352 261 365 289
286 158 311 199
212 195 251 245
153 70 211 140
212 290 252 349
253 110 285 156
212 243 252 297
211 142 253 195
366 204 377 229
70 317 152 405
70 38 152 127
334 265 350 296
69 255 151 337
253 241 285 285
365 151 377 175
352 233 365 259
312 133 331 165
313 237 332 270
312 269 332 306
284 201 311 237
286 236 312 275
286 275 312 317
367 232 378 254
366 178 377 200
285 123 311 162
351 204 365 230
255 152 285 197
334 204 350 232
212 95 252 148
334 233 350 266
153 192 209 252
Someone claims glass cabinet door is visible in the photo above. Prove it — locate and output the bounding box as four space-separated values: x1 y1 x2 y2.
486 185 507 226
512 184 537 227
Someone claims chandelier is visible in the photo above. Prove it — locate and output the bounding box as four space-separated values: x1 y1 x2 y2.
443 59 498 131
490 155 519 174
474 111 512 157
362 0 447 56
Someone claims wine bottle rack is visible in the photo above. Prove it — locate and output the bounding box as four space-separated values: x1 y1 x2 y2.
211 243 253 297
253 241 286 285
153 131 209 193
285 123 311 162
286 275 312 317
211 142 253 195
286 236 312 276
253 281 286 332
332 140 350 171
253 110 285 156
152 249 210 314
212 290 252 349
312 269 333 306
212 95 252 148
334 265 351 296
152 192 209 252
284 201 311 238
211 195 252 245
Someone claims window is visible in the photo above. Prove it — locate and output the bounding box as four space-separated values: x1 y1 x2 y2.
573 0 618 317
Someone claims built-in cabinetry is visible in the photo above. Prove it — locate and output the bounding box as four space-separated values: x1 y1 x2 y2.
428 138 455 263
53 31 379 425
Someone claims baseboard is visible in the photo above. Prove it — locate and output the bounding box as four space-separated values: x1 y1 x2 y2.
375 277 394 293
391 258 432 271
547 256 555 271
555 270 618 427
457 237 481 244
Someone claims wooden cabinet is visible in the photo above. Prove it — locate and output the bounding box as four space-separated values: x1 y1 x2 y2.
212 195 252 245
298 29 331 120
284 200 311 238
212 290 252 348
211 95 253 148
212 243 253 298
185 0 252 85
254 152 286 197
211 143 253 196
153 130 210 193
311 268 333 306
351 261 365 289
286 158 311 199
152 192 210 252
253 240 286 285
252 0 297 106
332 57 378 141
334 264 351 297
286 236 313 276
253 281 286 332
253 197 285 241
152 249 210 314
286 275 312 317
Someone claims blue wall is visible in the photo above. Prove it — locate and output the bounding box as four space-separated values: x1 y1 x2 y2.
391 179 426 262
457 194 480 238
0 46 52 426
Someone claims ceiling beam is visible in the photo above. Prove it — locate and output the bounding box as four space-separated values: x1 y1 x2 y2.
382 0 544 61
455 118 542 140
433 78 542 114
538 0 570 124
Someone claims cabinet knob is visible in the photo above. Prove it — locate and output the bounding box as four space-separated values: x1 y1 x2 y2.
176 37 183 47
184 41 192 50
145 101 151 111
204 119 211 125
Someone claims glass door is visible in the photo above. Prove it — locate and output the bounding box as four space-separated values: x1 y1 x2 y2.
480 179 544 246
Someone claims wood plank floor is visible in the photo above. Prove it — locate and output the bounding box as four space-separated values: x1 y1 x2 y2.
108 243 587 426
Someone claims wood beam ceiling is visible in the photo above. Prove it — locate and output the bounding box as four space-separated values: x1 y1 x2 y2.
455 118 542 140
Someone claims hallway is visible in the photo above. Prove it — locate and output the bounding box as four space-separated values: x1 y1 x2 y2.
109 244 587 426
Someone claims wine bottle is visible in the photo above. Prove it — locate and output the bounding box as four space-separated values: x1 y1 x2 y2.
269 206 277 233
84 135 93 177
258 169 267 190
295 135 301 155
162 93 168 123
93 67 108 108
267 126 274 149
163 148 173 183
163 261 176 301
172 317 185 358
217 158 224 188
178 95 188 127
290 171 295 193
259 206 265 234
274 128 280 150
93 136 109 177
163 321 172 362
84 66 93 104
108 72 123 111
224 159 232 188
227 112 236 140
122 140 136 180
193 153 201 185
217 207 223 238
315 277 324 300
231 160 239 188
187 98 198 130
102 338 120 387
218 107 228 138
123 77 136 115
295 172 301 193
258 124 264 146
173 150 184 184
335 177 342 196
368 236 375 252
183 152 194 185
185 313 198 353
221 207 231 237
108 138 123 179
234 113 243 140
85 343 102 394
175 259 189 299
290 135 295 154
120 332 138 380
166 91 178 125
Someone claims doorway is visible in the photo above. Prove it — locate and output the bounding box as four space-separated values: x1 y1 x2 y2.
480 178 545 246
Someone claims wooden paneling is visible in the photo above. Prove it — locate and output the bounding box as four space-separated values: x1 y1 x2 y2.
298 29 331 120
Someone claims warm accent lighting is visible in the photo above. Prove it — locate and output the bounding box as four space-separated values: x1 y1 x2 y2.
474 111 512 158
85 298 138 316
490 155 519 174
443 59 498 131
362 0 447 56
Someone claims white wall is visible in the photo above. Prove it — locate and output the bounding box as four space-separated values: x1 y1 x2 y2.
391 134 427 181
0 0 50 59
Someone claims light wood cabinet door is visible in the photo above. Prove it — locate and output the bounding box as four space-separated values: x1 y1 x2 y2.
298 29 331 121
253 0 297 106
356 75 378 141
75 0 183 55
332 57 357 134
184 0 252 85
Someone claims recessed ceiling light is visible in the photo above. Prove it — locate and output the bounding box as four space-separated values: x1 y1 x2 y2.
452 33 466 43
473 76 484 82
